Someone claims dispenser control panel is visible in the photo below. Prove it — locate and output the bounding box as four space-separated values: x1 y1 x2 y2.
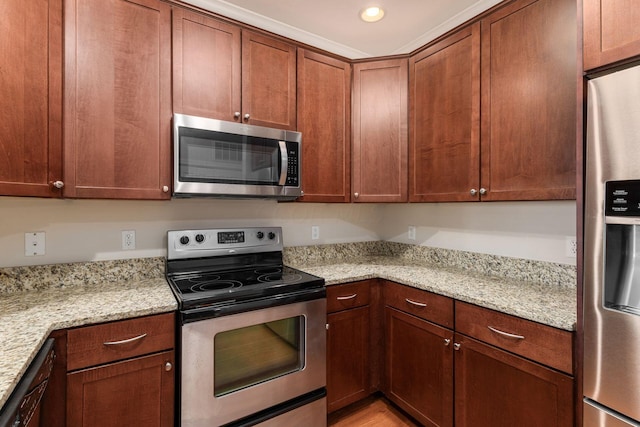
606 180 640 216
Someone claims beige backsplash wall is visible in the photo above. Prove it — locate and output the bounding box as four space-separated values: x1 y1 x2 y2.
0 197 575 268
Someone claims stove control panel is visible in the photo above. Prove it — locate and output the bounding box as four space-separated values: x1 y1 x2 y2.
167 227 283 260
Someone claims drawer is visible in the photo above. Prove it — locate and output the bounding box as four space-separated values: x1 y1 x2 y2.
455 301 573 374
67 312 175 371
326 281 371 313
384 281 454 329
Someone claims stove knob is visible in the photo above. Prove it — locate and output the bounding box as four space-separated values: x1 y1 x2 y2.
195 234 205 243
179 236 190 245
256 231 264 240
268 232 276 240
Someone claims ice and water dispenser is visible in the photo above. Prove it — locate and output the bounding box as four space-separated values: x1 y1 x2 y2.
604 180 640 316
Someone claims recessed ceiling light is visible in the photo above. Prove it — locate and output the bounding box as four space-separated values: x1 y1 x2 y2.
360 6 385 23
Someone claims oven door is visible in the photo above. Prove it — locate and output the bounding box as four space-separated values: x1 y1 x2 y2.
180 297 326 427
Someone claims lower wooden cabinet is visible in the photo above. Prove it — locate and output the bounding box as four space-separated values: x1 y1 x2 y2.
385 307 453 427
454 334 574 427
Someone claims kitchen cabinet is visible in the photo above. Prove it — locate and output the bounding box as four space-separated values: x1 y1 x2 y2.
352 59 408 203
454 301 574 426
326 281 372 412
410 0 576 202
479 0 577 201
66 313 175 427
63 0 172 199
297 49 351 202
409 24 480 202
173 9 296 130
0 0 63 198
384 281 454 427
583 0 640 70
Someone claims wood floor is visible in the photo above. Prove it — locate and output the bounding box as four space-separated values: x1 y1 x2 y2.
328 396 420 427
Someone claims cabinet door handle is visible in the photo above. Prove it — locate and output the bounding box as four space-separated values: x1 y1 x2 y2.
103 333 147 346
488 326 525 340
453 343 461 351
405 298 427 307
479 187 487 195
336 294 357 300
470 188 477 196
51 180 65 189
444 338 451 346
165 362 173 372
244 113 250 120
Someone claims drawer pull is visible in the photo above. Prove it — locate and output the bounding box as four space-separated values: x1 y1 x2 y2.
405 298 427 308
103 333 148 346
336 294 357 301
488 326 525 340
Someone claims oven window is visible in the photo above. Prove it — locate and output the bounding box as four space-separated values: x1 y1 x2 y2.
213 316 304 396
178 127 280 185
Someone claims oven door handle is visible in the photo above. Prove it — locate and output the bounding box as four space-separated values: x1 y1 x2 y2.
278 140 288 186
181 287 326 323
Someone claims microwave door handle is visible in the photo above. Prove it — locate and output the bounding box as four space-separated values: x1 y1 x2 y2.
278 140 288 185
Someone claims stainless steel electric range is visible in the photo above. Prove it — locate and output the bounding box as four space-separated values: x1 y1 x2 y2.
166 227 327 427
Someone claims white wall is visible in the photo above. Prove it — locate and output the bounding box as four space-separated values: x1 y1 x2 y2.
381 201 577 265
0 197 576 268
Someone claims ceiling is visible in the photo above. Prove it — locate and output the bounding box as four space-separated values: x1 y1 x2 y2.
185 0 504 59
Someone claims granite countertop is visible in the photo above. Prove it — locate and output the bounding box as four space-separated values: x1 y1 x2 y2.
0 243 577 410
0 258 177 409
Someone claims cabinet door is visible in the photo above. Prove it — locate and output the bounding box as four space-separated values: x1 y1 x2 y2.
584 0 640 70
67 350 174 427
385 307 453 427
327 306 370 412
173 8 241 121
0 0 63 197
409 23 480 202
64 0 172 199
297 50 351 202
454 334 573 427
480 0 576 201
352 59 408 203
242 31 297 130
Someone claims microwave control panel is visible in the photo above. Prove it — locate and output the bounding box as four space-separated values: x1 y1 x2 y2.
286 142 299 187
606 180 640 216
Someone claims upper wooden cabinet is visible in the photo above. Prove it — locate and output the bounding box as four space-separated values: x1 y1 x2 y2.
297 49 351 202
173 10 296 130
352 59 409 203
584 0 640 70
479 0 577 201
0 0 63 198
64 0 172 199
172 8 241 122
409 24 480 202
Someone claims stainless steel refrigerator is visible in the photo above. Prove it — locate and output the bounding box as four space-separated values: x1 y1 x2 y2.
584 63 640 426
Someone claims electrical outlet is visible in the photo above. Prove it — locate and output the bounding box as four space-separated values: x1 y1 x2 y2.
25 232 45 256
311 226 320 240
565 236 577 257
122 230 136 250
408 226 416 240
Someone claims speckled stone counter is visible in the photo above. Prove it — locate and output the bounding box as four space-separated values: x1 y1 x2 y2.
285 242 577 332
0 258 177 408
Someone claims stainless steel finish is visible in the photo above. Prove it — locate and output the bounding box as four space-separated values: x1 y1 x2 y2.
354 192 359 198
165 362 172 372
584 399 640 427
479 187 487 195
173 114 302 200
181 298 326 427
444 338 451 346
52 180 64 189
470 188 477 196
234 112 241 118
167 227 283 260
278 140 288 186
162 185 169 193
405 298 427 307
453 343 461 351
584 64 640 424
252 397 327 427
336 294 357 300
487 326 525 340
244 113 250 120
102 333 147 346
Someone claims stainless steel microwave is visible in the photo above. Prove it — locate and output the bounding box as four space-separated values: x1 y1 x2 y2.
173 114 302 200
